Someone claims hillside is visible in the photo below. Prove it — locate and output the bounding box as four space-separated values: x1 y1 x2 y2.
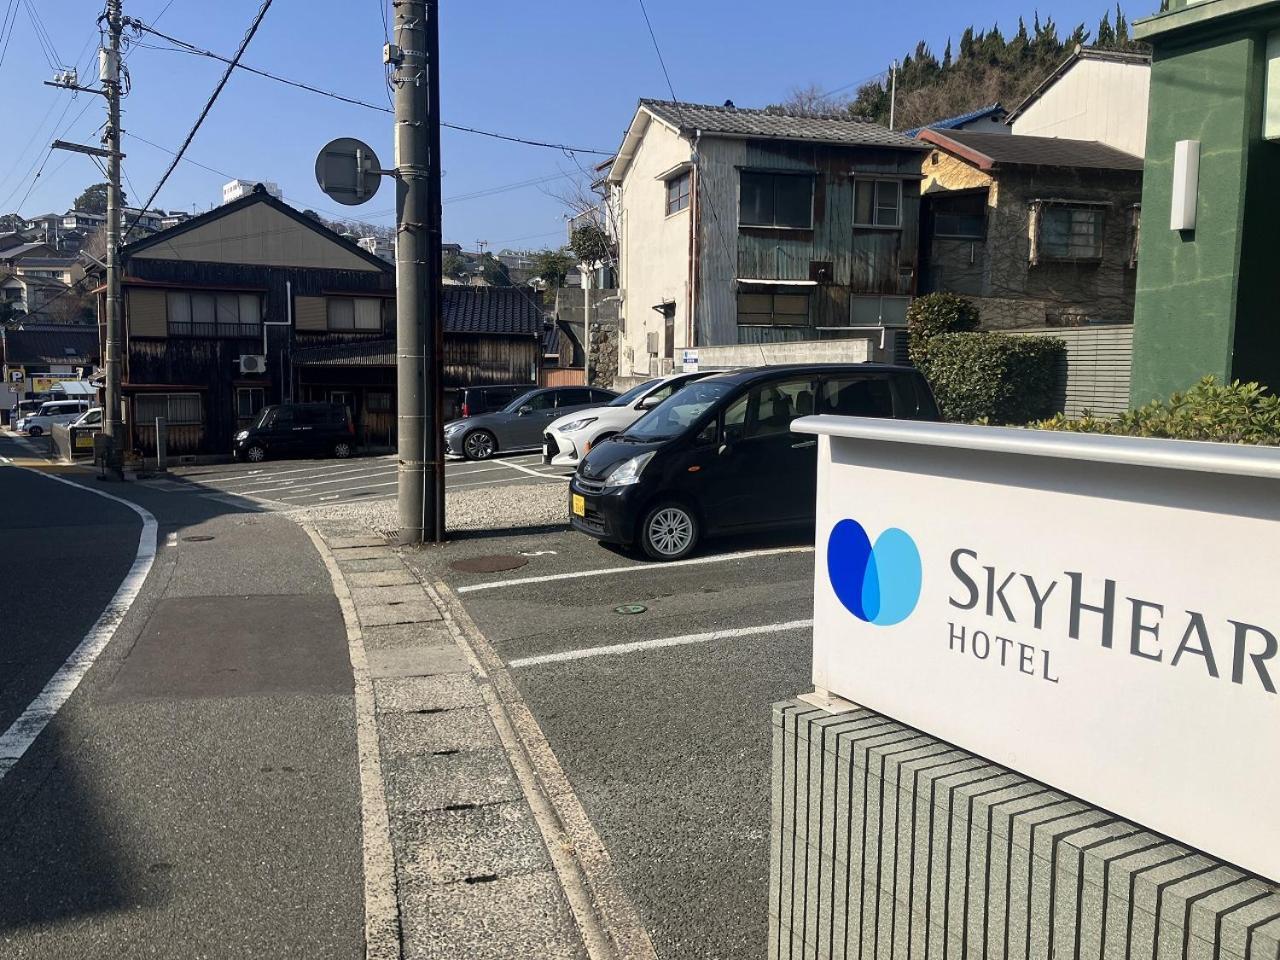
770 8 1148 131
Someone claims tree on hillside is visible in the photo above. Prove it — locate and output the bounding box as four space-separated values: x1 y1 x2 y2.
768 9 1146 131
569 223 615 274
532 248 576 288
479 254 512 287
73 182 123 215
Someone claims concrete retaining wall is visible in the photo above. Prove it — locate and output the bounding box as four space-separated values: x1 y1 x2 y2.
770 700 1280 960
696 338 875 371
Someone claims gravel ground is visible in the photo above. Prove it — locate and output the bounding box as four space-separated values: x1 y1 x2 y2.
291 479 570 539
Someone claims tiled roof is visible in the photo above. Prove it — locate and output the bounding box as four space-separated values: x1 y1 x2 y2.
640 99 925 150
920 129 1144 171
905 104 1005 137
2 324 99 364
292 338 396 367
0 243 51 261
442 287 544 336
16 257 76 268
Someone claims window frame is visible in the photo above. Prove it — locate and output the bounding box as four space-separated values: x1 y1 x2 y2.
135 392 202 426
664 170 691 217
236 386 266 420
166 290 262 338
326 296 386 333
1037 203 1106 263
849 294 911 328
736 290 811 329
738 171 815 230
853 179 903 229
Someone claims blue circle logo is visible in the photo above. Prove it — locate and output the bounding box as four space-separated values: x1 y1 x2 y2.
827 519 922 626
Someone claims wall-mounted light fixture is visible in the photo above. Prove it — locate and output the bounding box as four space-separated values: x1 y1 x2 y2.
1170 140 1200 232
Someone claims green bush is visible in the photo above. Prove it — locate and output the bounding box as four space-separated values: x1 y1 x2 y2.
1034 376 1280 445
924 332 1065 424
907 292 979 368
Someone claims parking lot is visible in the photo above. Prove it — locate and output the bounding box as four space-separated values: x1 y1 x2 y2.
399 519 818 960
165 451 574 509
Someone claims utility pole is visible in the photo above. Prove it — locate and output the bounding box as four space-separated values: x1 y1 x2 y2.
103 0 125 477
48 0 124 478
888 59 898 131
389 0 443 544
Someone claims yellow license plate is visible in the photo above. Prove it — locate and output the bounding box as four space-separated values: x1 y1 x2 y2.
572 493 585 517
75 435 95 449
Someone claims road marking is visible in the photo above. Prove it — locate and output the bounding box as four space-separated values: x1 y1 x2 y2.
301 525 401 959
280 480 398 502
213 465 393 491
0 470 157 781
166 532 178 547
195 459 394 484
0 456 10 464
446 474 564 490
508 619 813 669
456 545 814 593
496 458 573 481
428 579 658 960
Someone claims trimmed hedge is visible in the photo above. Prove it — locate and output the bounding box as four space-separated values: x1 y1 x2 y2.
1034 376 1280 445
924 332 1065 424
906 292 979 368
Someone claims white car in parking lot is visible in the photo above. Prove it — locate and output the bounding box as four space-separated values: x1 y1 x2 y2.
16 400 91 437
542 372 711 467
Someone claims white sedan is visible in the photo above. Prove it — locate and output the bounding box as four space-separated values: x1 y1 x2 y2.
542 372 710 467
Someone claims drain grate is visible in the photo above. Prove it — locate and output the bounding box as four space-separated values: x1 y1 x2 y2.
449 554 529 574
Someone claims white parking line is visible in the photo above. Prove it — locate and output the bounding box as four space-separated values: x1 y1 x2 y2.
456 545 815 593
279 480 399 502
223 467 395 495
447 474 563 490
496 458 573 481
508 619 813 668
210 463 393 488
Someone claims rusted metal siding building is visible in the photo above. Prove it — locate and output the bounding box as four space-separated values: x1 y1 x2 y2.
607 100 928 377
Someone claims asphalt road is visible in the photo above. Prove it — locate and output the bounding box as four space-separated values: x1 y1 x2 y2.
0 445 363 958
402 522 819 960
166 451 573 509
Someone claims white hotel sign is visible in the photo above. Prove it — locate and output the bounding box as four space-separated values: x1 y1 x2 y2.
796 417 1280 882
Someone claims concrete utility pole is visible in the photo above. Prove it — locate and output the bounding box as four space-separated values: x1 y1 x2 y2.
888 59 898 131
390 0 444 544
48 0 125 478
103 0 125 477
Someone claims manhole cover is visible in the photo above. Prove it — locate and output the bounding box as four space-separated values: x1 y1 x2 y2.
450 554 529 574
182 535 215 542
614 603 648 615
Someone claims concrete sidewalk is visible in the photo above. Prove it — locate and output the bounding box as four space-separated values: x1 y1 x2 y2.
307 523 655 960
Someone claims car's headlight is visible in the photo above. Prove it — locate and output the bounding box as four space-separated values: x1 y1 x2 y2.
603 451 655 487
444 422 462 435
558 417 597 433
235 430 249 441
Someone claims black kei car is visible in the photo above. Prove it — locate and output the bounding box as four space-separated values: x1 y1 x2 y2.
568 364 939 561
234 402 356 462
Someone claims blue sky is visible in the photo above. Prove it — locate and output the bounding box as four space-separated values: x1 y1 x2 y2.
0 0 1157 251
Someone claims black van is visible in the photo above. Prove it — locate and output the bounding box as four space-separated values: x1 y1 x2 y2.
568 364 939 560
233 402 356 462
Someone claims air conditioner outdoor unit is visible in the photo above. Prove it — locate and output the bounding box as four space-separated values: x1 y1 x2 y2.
239 355 267 374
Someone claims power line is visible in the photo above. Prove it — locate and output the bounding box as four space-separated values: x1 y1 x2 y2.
125 18 615 156
125 0 274 237
636 0 677 102
22 0 65 71
0 0 21 71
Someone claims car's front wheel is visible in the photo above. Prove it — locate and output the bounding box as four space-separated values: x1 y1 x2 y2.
27 426 43 437
639 501 699 561
244 443 267 463
462 429 496 461
333 440 353 459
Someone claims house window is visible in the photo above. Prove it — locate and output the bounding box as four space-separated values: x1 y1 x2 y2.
135 392 202 425
236 387 265 420
739 172 814 229
1039 206 1105 261
665 170 691 216
851 295 911 328
327 296 384 331
736 291 810 327
167 291 261 337
854 180 902 228
932 192 987 239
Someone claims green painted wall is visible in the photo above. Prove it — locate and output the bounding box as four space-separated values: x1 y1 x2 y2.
1131 37 1254 403
1132 5 1280 404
